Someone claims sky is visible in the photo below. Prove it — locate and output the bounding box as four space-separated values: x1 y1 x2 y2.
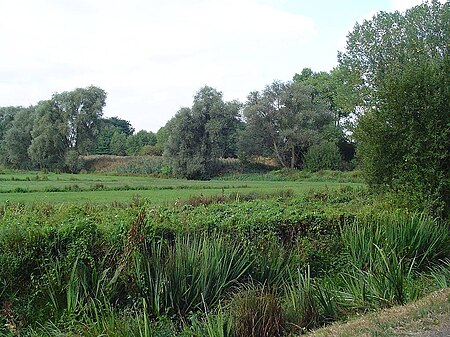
0 0 435 132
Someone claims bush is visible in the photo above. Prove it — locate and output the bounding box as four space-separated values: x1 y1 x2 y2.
303 142 342 172
64 150 85 173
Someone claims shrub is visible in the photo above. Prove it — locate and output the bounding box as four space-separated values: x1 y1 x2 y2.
64 150 85 173
303 142 342 172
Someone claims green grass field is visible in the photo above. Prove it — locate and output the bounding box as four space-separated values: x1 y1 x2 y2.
0 171 362 205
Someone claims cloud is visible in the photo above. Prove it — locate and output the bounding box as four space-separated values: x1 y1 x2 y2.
0 0 317 130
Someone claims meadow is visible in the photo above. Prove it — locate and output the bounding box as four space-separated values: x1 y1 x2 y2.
0 170 362 205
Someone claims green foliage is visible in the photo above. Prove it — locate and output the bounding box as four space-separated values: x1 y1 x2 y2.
303 142 342 171
239 81 335 168
133 234 251 317
28 100 67 171
341 212 449 272
3 107 35 169
342 0 450 218
104 116 135 136
430 259 450 289
293 67 357 125
284 266 322 331
0 106 23 165
339 212 449 308
110 131 128 156
26 86 107 171
127 130 157 156
164 87 241 179
187 308 233 337
0 182 449 335
64 150 85 173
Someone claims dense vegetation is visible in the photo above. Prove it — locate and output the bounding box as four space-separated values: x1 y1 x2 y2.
1 1 449 336
1 186 449 336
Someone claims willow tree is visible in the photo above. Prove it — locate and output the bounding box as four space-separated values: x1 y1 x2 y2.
164 86 241 179
239 81 334 168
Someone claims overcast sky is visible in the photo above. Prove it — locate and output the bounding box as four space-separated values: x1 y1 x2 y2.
0 0 433 132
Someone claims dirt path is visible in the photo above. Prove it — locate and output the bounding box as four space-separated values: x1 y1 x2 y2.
306 288 450 337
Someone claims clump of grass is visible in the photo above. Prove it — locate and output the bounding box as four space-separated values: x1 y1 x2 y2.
230 283 284 337
284 266 319 332
339 211 449 309
251 242 297 288
341 211 450 272
187 305 233 337
430 259 450 289
133 233 251 317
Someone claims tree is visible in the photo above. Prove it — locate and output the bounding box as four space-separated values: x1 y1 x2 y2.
293 68 358 163
293 67 358 127
303 142 342 172
341 0 450 217
52 86 107 155
155 126 169 154
126 130 157 155
3 107 35 169
96 128 115 155
164 86 241 179
95 117 134 155
239 81 334 168
0 106 24 164
28 100 67 170
29 86 107 170
104 116 135 136
110 131 127 156
338 0 448 111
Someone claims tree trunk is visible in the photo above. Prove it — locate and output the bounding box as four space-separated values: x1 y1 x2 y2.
272 140 287 168
290 146 296 169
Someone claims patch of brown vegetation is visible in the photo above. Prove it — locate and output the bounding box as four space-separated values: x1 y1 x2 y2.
82 155 140 172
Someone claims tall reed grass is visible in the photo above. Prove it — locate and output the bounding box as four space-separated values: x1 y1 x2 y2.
339 211 449 308
133 234 251 317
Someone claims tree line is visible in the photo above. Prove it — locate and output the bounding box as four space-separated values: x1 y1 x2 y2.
0 1 447 214
0 87 159 172
0 71 355 176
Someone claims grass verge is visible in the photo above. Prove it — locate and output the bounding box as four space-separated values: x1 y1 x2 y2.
306 288 450 337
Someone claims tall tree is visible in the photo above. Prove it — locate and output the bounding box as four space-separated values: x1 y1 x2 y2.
95 116 134 154
338 0 448 111
341 0 450 217
239 81 334 168
29 86 107 170
28 100 67 170
52 86 107 155
293 68 357 162
110 131 127 156
104 116 135 136
3 107 35 169
164 86 240 179
293 67 358 127
0 106 24 164
126 130 157 155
